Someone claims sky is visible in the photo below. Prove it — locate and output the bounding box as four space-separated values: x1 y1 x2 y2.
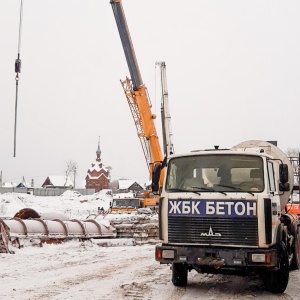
1 1 300 188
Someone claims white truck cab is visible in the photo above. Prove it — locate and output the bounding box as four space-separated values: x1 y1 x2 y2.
155 140 298 293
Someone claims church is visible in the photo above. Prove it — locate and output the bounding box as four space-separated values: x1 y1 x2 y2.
85 140 110 192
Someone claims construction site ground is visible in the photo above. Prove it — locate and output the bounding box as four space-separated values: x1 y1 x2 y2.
1 240 300 300
1 193 300 299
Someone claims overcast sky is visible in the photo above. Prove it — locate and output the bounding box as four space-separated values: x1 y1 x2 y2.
1 0 299 188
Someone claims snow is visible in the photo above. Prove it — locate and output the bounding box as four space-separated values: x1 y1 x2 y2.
2 182 17 188
86 172 109 180
113 192 136 198
0 192 300 299
60 190 82 198
88 160 109 173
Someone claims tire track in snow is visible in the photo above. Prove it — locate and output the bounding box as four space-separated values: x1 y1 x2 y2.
28 256 138 300
2 243 300 299
25 247 154 300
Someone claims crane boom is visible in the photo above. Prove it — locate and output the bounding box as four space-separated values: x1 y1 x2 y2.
156 61 174 157
110 0 142 89
110 0 164 188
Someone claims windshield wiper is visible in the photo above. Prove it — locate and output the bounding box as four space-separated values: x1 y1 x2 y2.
191 186 227 195
215 184 254 196
167 188 201 195
167 187 227 196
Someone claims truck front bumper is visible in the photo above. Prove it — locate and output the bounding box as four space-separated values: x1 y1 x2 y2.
155 243 278 269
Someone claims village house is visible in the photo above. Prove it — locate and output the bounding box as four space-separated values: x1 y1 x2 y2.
41 175 73 189
116 179 144 194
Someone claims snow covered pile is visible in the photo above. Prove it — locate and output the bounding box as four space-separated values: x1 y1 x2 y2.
0 192 157 222
0 191 113 220
60 190 82 198
0 193 26 217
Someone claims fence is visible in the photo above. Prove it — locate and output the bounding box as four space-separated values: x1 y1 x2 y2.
0 187 95 197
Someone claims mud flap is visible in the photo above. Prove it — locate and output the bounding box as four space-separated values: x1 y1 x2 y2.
290 224 300 269
263 241 289 293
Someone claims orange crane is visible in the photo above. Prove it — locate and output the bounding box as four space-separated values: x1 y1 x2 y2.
110 0 164 199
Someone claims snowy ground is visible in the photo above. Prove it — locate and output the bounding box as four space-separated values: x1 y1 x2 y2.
1 192 300 299
1 241 300 300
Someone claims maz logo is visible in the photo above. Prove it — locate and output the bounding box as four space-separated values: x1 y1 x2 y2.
200 226 221 237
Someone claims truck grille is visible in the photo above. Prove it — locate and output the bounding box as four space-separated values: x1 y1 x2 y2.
168 216 258 246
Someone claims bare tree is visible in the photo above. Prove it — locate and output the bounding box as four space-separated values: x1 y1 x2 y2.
286 147 299 185
64 160 78 188
106 166 112 177
109 180 118 193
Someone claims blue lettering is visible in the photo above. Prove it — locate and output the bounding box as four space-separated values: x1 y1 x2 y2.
168 200 257 218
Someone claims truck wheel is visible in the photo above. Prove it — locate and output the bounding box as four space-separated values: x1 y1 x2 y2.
291 226 300 270
263 242 289 293
172 263 188 287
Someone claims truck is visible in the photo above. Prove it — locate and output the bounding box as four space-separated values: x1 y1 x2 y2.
111 196 156 213
111 190 157 213
111 197 143 213
154 140 300 293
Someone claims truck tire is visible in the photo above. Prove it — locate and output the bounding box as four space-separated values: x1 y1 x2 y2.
172 263 188 287
291 225 300 270
263 242 289 293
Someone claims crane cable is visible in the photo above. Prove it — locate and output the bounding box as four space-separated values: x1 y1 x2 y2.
14 0 24 157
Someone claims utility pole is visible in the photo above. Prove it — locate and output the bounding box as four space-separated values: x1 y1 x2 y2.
73 167 76 189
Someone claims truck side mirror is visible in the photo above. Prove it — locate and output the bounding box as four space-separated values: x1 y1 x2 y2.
279 164 289 183
152 163 162 193
279 182 290 192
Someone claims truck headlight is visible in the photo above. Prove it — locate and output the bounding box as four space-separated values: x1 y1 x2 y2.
251 253 266 263
249 252 273 264
162 250 175 259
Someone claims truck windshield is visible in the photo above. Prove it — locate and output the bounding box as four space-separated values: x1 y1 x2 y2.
166 154 264 193
112 199 139 208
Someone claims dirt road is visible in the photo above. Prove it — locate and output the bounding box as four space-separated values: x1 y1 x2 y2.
0 241 299 299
